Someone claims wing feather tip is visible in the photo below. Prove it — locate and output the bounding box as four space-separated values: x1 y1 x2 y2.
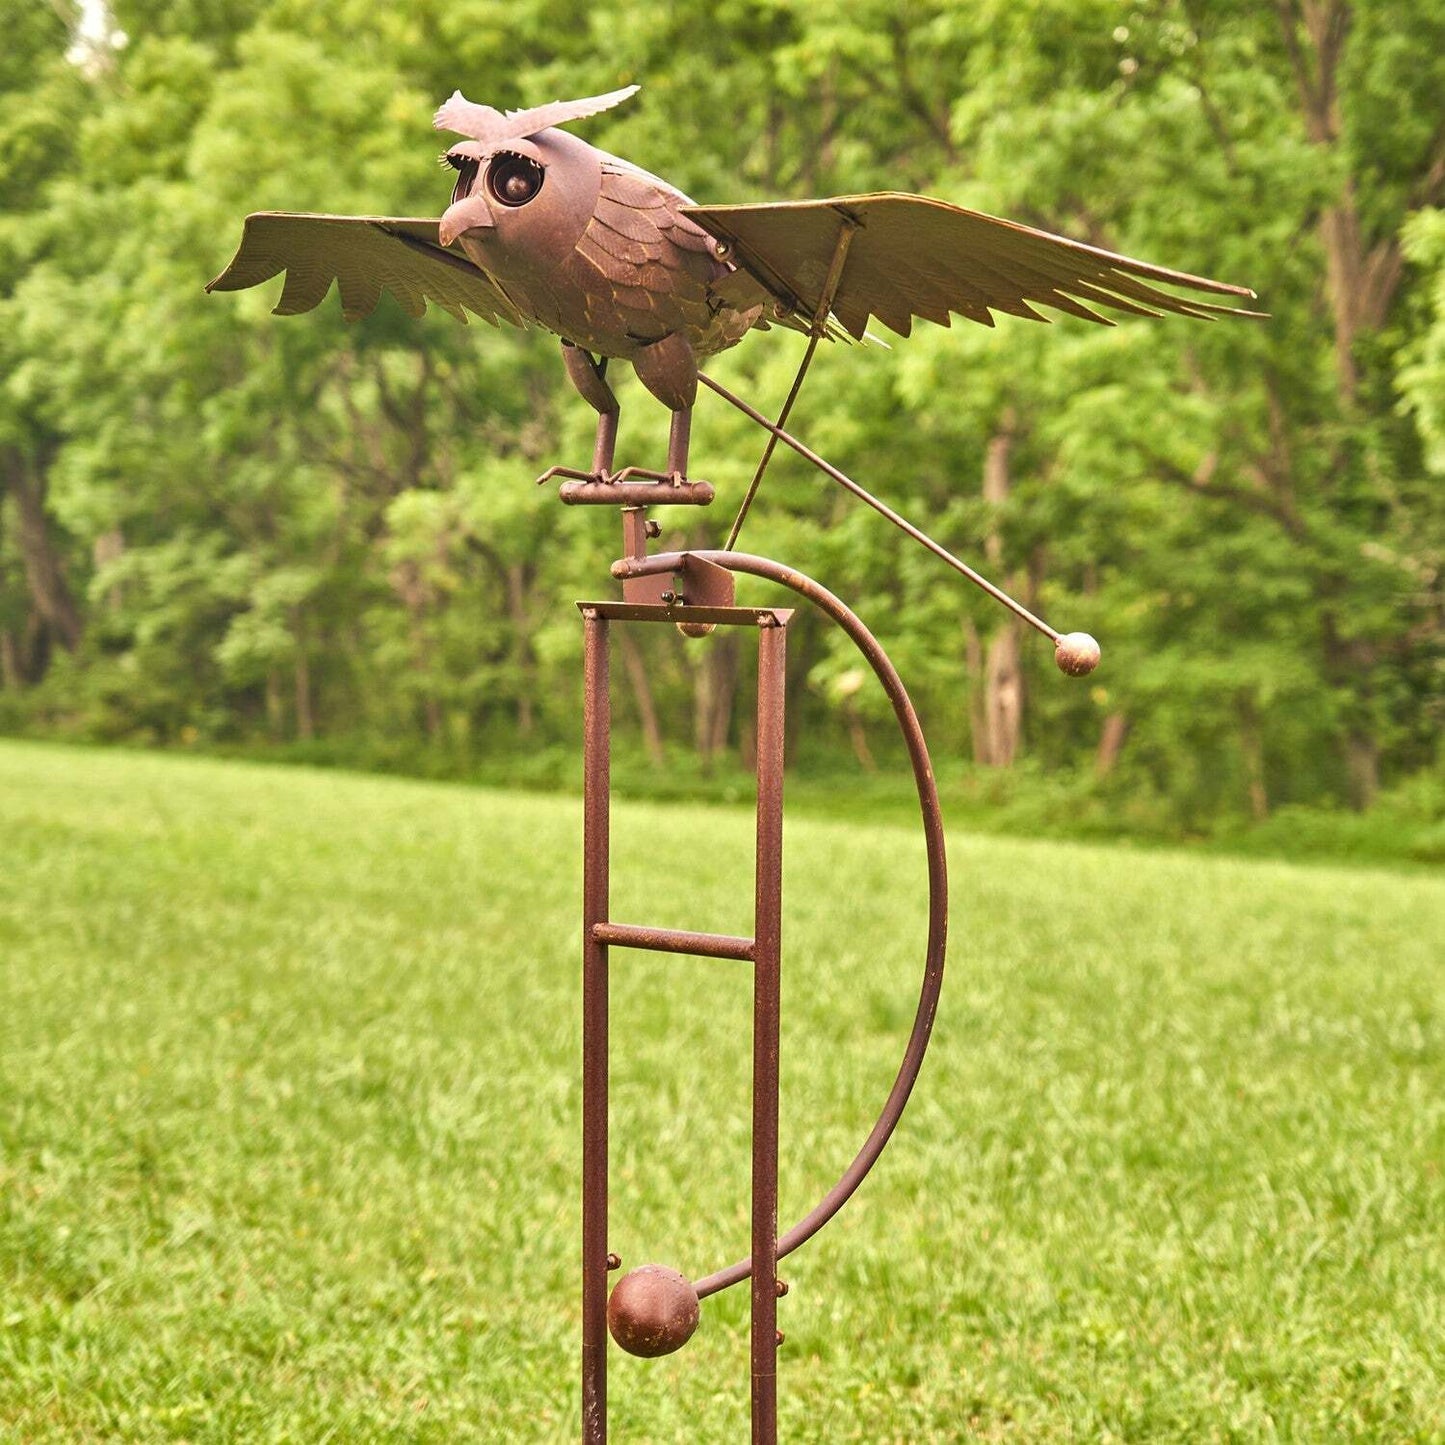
206 261 273 294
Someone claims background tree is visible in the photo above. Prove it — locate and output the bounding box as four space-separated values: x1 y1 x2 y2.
0 0 1439 842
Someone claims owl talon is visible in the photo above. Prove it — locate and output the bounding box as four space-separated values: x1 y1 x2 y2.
535 463 610 487
609 465 695 487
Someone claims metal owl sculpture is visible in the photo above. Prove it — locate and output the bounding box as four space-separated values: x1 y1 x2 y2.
208 83 1261 497
210 86 1264 1441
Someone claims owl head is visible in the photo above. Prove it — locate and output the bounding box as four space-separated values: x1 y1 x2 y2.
435 85 637 267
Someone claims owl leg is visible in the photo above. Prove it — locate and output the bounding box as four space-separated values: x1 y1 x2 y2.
538 341 620 484
626 332 699 484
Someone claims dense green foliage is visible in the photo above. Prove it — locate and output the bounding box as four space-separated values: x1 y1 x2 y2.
1 2 1442 836
2 741 1443 1439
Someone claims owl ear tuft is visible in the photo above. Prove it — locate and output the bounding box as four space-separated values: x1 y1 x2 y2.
435 85 639 143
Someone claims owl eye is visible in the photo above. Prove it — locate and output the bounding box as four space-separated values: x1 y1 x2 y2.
487 153 544 208
447 152 480 205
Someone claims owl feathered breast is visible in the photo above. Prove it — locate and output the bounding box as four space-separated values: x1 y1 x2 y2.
537 159 762 358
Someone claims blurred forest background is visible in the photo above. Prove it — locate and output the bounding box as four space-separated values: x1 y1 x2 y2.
1 0 1442 855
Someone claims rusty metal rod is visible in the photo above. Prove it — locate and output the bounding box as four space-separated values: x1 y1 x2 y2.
587 600 789 628
751 620 787 1444
723 333 819 553
560 478 716 506
724 219 857 553
592 921 755 962
722 222 855 554
698 371 1063 645
581 611 611 1444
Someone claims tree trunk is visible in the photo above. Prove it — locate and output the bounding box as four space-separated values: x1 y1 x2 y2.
692 657 713 768
265 668 284 739
707 634 738 760
1276 2 1410 402
293 610 314 741
691 635 738 773
1321 611 1381 810
1237 694 1269 821
505 561 536 738
93 528 125 612
982 625 1023 768
1344 728 1379 811
1095 712 1129 777
962 617 988 766
22 612 51 684
1274 2 1423 811
844 707 877 772
4 450 81 654
979 413 1024 768
0 631 19 691
738 716 757 774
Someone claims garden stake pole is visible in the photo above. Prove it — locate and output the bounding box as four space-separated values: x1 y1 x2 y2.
575 600 793 1440
752 617 786 1441
575 607 794 1440
580 609 611 1445
572 491 801 1442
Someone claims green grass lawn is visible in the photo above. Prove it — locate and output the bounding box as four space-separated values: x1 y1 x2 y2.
1 740 1442 1442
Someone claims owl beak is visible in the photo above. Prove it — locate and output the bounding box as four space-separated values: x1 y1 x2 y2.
439 193 495 247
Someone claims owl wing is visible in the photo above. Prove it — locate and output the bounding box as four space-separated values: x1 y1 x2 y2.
682 193 1262 340
206 212 525 327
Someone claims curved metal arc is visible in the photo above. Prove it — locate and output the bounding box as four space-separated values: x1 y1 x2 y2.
625 550 949 1302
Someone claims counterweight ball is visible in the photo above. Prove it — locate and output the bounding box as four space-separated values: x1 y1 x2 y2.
1054 632 1101 677
607 1264 700 1357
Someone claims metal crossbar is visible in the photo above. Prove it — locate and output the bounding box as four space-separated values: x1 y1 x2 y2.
591 921 756 962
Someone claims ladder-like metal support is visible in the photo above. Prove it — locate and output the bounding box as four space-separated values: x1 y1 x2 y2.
579 596 793 1445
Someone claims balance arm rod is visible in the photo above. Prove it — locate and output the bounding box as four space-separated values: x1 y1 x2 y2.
698 372 1061 644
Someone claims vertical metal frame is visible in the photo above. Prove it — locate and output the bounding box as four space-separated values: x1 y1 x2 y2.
576 600 792 1445
574 540 952 1444
751 618 786 1441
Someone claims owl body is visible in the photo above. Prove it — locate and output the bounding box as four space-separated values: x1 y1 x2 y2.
438 121 761 377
